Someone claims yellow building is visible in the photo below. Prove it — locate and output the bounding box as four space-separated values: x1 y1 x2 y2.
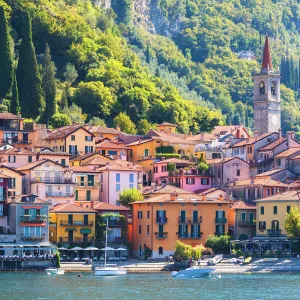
157 122 177 134
254 190 300 237
85 125 120 141
49 203 96 245
0 165 24 196
70 153 111 167
42 125 96 156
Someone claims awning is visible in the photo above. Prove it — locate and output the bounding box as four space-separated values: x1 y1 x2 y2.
65 228 77 231
80 228 92 234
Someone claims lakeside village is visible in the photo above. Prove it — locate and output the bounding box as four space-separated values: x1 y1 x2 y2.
0 36 300 271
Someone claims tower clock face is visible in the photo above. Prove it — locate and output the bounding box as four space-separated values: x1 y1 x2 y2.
272 115 279 125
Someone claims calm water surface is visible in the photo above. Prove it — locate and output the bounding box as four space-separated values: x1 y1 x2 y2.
0 272 299 300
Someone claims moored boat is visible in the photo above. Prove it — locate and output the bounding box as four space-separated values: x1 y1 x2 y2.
45 268 65 275
95 264 127 276
172 267 215 278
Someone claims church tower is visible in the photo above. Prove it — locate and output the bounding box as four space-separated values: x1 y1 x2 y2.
253 35 281 135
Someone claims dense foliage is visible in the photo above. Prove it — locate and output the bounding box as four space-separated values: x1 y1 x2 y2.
174 240 204 260
118 188 144 206
205 234 231 253
285 207 300 239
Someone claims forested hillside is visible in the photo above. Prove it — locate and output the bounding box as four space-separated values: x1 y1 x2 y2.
1 0 300 134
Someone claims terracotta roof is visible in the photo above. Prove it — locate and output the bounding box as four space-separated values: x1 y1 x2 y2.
290 154 300 160
35 138 48 148
17 159 66 171
275 148 300 158
232 200 256 210
211 126 250 138
209 157 249 165
43 125 94 140
229 178 287 187
143 185 194 195
146 130 195 145
50 203 96 213
82 157 111 166
96 141 129 149
199 188 225 196
0 165 25 175
152 158 191 165
12 195 49 204
132 193 231 204
231 132 277 148
186 133 216 142
97 160 142 172
39 151 72 156
206 158 223 165
85 126 120 135
71 166 102 173
125 138 153 146
158 122 177 127
258 137 286 151
93 202 130 211
255 169 285 177
254 190 300 202
70 152 103 162
0 147 36 155
0 113 22 120
288 180 300 189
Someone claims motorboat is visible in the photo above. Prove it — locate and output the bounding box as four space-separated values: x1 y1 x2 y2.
208 254 223 265
172 267 215 278
45 268 65 275
94 219 127 276
94 264 127 276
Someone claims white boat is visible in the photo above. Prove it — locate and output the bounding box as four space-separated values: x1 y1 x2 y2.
45 268 65 275
94 220 127 276
95 264 127 276
172 267 215 278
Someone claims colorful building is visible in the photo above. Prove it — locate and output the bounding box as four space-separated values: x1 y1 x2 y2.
70 152 111 167
131 193 230 258
0 165 24 197
49 203 96 245
96 140 130 160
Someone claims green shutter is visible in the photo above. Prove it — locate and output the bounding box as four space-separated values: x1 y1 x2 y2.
86 190 91 201
65 228 77 231
80 228 92 234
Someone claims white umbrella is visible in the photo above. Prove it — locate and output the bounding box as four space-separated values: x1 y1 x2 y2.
100 247 115 251
85 246 99 251
70 246 84 251
116 247 127 251
58 247 69 251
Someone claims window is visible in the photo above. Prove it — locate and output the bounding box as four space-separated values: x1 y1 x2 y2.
201 178 209 185
161 165 167 172
147 211 150 219
212 153 221 159
84 215 88 225
245 189 249 200
28 156 32 163
85 136 93 141
267 189 271 196
144 149 149 156
255 188 259 199
86 190 91 201
85 146 93 154
276 159 281 167
259 81 265 95
129 184 134 189
218 171 221 179
153 166 158 173
237 169 240 176
186 178 195 185
116 184 120 192
129 174 134 183
271 81 276 96
273 206 278 215
68 214 73 225
192 211 198 223
80 176 85 186
180 210 186 222
35 226 41 237
0 205 3 216
87 175 94 186
108 150 117 156
249 212 254 225
61 159 66 166
24 226 30 238
147 225 150 234
248 147 252 154
69 145 77 155
260 206 264 215
116 173 120 182
138 225 142 234
287 206 291 213
60 146 65 152
259 221 266 231
138 211 143 219
241 212 246 221
8 156 16 163
158 247 163 255
7 178 16 189
71 135 75 141
75 190 78 201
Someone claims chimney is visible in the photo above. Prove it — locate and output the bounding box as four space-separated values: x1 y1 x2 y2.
154 184 158 191
287 131 295 148
254 131 258 138
219 194 224 201
201 194 206 201
278 128 282 138
236 128 241 139
91 200 94 209
170 192 178 201
201 134 204 141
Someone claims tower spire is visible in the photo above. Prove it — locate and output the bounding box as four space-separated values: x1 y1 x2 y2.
261 34 273 72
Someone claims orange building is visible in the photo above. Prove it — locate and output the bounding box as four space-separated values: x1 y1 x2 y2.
131 193 230 258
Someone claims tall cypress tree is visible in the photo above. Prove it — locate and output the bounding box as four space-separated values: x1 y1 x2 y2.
42 43 56 128
0 6 13 100
16 12 42 118
10 72 20 115
145 45 151 64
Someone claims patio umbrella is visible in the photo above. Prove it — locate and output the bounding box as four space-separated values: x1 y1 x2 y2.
100 247 115 251
70 246 84 251
116 247 127 251
85 246 99 251
58 247 69 251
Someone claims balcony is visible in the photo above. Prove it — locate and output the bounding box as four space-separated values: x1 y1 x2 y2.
155 232 168 239
267 229 282 236
107 236 124 243
178 217 189 224
20 215 48 224
75 196 99 202
238 220 255 226
215 218 227 224
76 182 101 188
107 220 126 227
2 139 32 144
156 217 168 224
59 237 94 244
177 233 202 239
23 123 34 131
60 221 94 226
22 236 45 241
192 217 202 224
46 192 74 197
31 177 75 184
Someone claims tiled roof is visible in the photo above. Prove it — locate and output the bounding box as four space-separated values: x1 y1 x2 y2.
186 133 216 142
0 112 22 120
255 169 285 177
199 188 225 195
0 147 36 155
258 137 286 151
254 190 300 202
290 154 300 160
0 165 25 175
275 147 300 158
98 160 142 172
12 195 49 204
125 138 153 146
96 141 129 149
39 151 72 156
132 193 231 204
17 159 66 171
231 132 277 148
35 138 49 148
43 125 94 140
288 180 300 189
50 203 96 213
82 157 111 166
231 200 256 210
93 202 130 211
229 178 288 187
206 158 223 165
209 157 249 165
85 125 120 135
152 158 191 165
146 130 195 145
142 185 194 195
71 166 102 173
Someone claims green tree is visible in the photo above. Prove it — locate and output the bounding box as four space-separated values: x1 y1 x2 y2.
42 44 56 128
137 119 152 135
285 207 300 239
113 112 137 134
119 188 143 207
205 235 230 254
62 103 87 125
49 112 72 128
145 44 151 63
16 12 43 118
111 0 132 24
88 117 106 126
61 87 68 110
174 240 204 260
63 63 78 85
10 72 20 115
0 5 13 99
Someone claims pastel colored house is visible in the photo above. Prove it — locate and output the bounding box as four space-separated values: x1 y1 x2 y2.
9 195 50 243
131 193 230 258
0 174 9 235
96 140 130 160
49 203 96 245
274 147 300 170
85 125 120 141
70 152 111 167
143 185 194 199
228 201 256 239
42 125 96 156
0 165 24 197
17 160 75 206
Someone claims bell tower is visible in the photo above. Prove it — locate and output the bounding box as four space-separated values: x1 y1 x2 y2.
253 35 281 135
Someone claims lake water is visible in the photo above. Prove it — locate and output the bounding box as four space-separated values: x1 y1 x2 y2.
0 272 299 300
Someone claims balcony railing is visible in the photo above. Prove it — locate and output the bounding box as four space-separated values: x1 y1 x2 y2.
60 221 93 226
178 217 189 224
59 237 94 244
2 139 32 144
22 236 45 241
215 218 227 224
31 177 75 184
177 233 202 239
214 232 225 236
76 182 101 188
156 217 168 224
20 216 48 223
267 229 282 236
107 236 124 243
192 217 202 224
46 192 74 197
75 197 100 202
238 220 255 226
107 220 126 227
155 232 168 239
